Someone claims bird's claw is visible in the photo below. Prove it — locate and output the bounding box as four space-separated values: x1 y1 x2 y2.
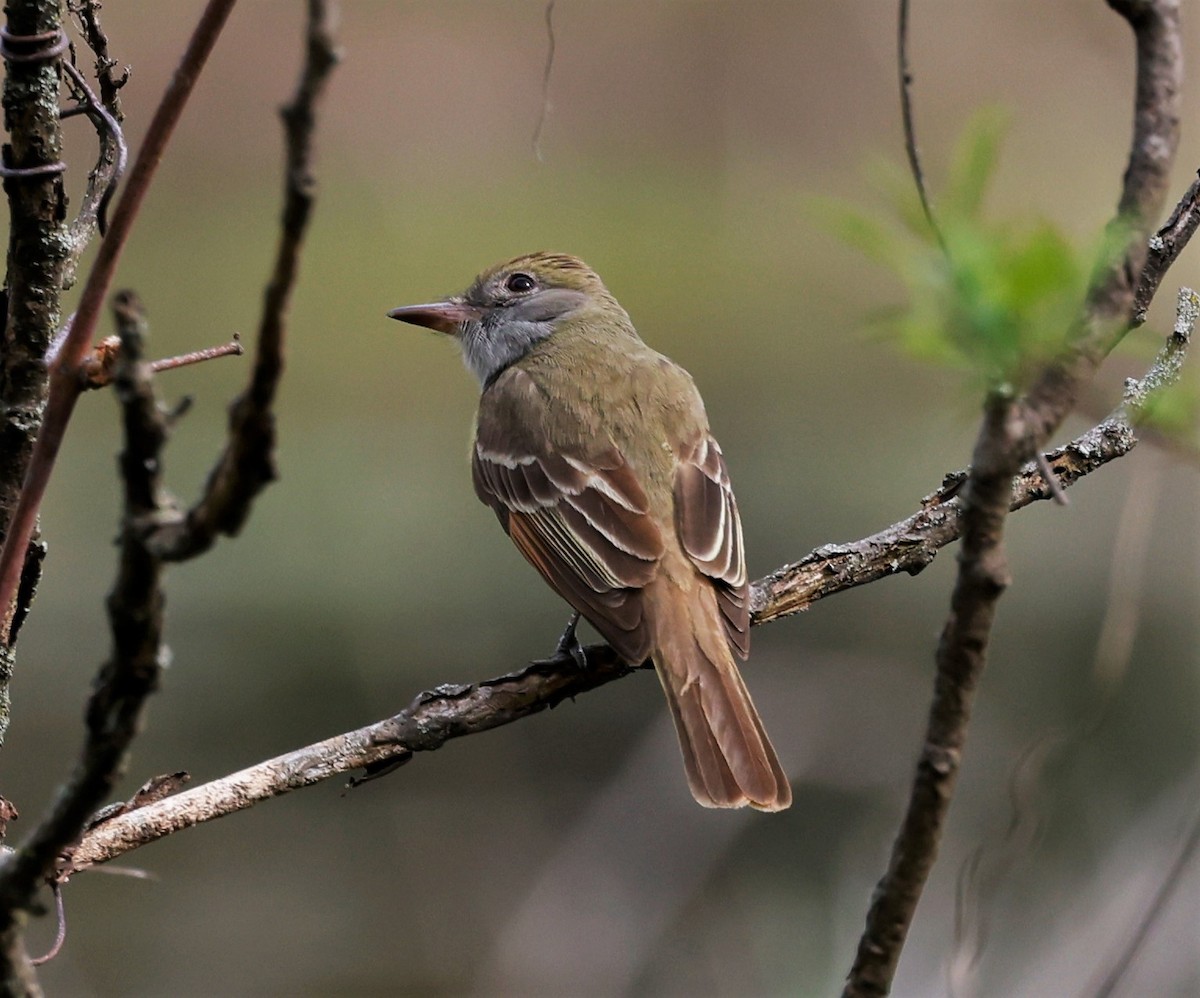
542 610 587 670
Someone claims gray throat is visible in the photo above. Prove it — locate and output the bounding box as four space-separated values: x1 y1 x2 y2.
459 316 554 389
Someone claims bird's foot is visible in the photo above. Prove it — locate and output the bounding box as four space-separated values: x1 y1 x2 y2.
535 610 588 670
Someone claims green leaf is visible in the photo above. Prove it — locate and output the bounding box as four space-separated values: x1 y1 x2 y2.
823 106 1095 391
943 107 1009 219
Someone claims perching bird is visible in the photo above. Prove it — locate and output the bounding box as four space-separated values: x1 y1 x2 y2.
389 252 790 811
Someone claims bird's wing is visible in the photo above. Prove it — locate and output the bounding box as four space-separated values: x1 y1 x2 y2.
673 433 750 658
472 371 665 664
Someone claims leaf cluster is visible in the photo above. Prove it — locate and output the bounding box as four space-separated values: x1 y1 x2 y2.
829 110 1094 392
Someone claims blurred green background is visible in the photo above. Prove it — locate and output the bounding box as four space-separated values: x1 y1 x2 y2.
3 2 1198 994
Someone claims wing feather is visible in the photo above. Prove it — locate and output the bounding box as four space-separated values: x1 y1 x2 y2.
674 433 750 659
472 371 665 664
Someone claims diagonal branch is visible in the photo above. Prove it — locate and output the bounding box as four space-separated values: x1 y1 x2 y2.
61 309 1192 875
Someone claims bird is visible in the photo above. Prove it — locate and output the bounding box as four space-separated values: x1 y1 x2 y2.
389 252 790 811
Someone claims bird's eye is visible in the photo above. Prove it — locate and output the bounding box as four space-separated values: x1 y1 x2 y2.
505 273 536 294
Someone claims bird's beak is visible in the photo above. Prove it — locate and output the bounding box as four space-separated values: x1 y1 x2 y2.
387 299 483 335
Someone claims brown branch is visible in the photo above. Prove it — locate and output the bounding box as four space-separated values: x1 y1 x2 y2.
0 291 168 971
951 452 1163 996
844 2 1183 994
865 387 1018 992
0 0 239 647
141 0 338 564
61 310 1192 876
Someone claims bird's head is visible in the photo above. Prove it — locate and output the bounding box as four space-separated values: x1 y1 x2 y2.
389 252 631 387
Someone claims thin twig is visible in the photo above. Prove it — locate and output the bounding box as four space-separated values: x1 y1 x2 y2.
67 0 127 120
28 885 63 966
1033 451 1069 506
897 0 946 255
150 337 243 374
1134 171 1200 325
0 0 239 647
80 333 243 390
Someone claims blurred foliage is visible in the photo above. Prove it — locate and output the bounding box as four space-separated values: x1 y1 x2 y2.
825 109 1105 392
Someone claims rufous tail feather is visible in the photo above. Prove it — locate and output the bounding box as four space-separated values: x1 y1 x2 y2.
652 582 790 812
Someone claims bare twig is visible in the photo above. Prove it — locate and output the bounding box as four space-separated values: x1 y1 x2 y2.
0 7 336 977
846 388 1019 998
27 886 62 966
0 0 239 647
948 454 1163 997
62 309 1192 875
141 0 338 564
80 333 243 390
1033 450 1069 506
1133 171 1200 323
897 0 946 255
844 1 1183 993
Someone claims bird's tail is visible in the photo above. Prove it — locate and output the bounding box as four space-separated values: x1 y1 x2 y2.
651 582 791 812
